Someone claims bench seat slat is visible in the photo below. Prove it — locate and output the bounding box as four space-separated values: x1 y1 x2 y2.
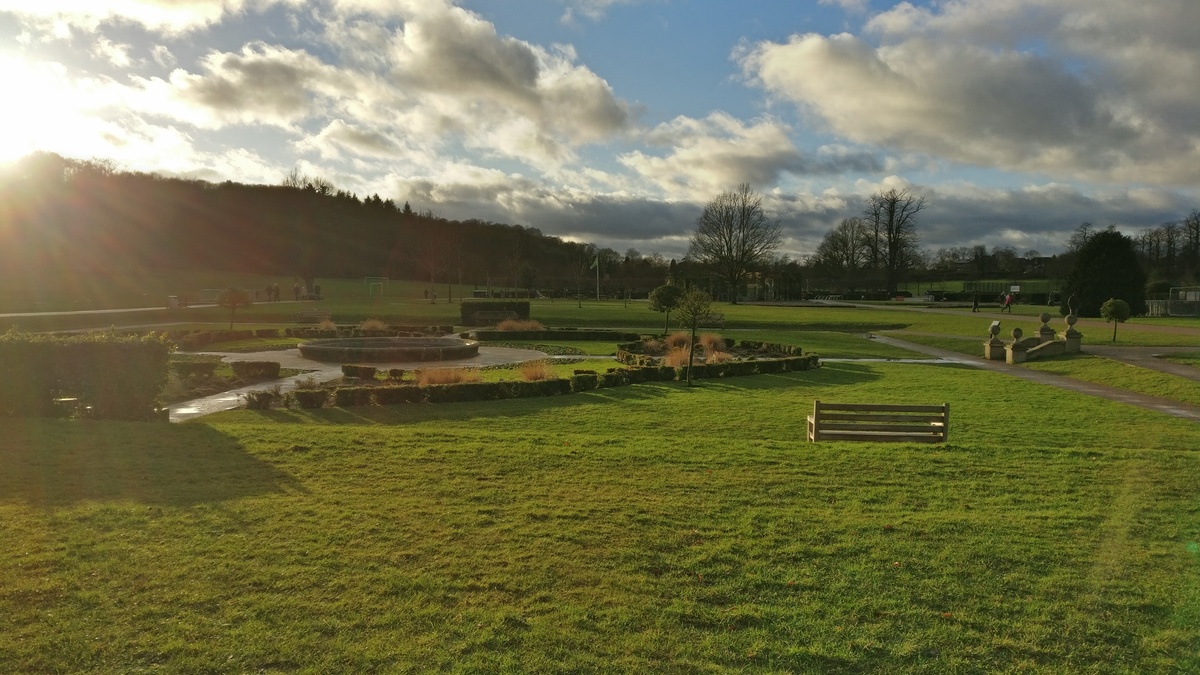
818 422 944 433
815 431 945 443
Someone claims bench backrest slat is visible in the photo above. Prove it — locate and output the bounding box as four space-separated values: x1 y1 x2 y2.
808 400 949 443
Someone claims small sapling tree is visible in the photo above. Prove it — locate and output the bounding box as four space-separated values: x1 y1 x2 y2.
216 286 253 330
648 283 685 334
674 288 716 386
1100 297 1131 343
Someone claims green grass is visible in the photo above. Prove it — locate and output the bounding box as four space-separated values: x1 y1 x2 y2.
3 363 1199 672
1023 354 1200 407
1158 352 1200 367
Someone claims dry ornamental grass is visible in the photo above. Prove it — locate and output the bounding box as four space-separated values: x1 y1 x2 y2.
663 345 693 367
415 368 481 385
358 318 388 331
698 332 724 354
519 361 554 381
705 350 733 364
496 319 545 331
666 332 690 350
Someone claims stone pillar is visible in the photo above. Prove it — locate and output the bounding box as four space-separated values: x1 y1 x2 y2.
1005 327 1028 364
984 320 1005 360
1062 314 1082 353
1038 312 1055 344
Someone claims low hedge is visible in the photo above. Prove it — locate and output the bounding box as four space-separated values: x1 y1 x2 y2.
230 361 281 380
0 330 172 420
460 300 530 325
300 353 818 411
334 387 374 407
374 386 427 405
290 389 329 408
475 329 642 342
341 364 378 380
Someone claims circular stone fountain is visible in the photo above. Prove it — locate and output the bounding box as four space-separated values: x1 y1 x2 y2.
298 336 480 362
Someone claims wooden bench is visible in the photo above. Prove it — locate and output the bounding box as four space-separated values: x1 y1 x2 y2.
807 401 949 443
295 309 332 324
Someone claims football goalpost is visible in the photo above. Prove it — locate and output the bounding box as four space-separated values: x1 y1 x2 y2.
364 276 389 298
1168 287 1200 317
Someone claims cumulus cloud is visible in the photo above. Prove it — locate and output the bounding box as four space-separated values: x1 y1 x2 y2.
385 4 630 148
618 112 878 200
92 37 134 67
133 42 354 128
739 0 1200 186
558 0 646 24
150 45 177 68
296 119 405 160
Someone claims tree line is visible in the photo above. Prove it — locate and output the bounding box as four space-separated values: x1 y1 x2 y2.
4 152 1195 312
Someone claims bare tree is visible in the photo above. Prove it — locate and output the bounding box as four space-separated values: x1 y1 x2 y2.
1067 222 1095 254
864 187 924 295
814 217 870 272
688 183 783 304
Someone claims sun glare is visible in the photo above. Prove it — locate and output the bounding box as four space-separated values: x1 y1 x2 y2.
0 53 104 164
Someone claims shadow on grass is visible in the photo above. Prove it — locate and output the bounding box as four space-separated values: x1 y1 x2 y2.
0 419 306 507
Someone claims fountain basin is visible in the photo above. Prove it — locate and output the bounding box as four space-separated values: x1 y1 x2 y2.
298 336 480 362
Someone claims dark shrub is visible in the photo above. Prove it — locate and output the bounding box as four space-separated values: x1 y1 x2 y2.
289 389 329 409
374 386 427 405
334 387 373 406
230 361 281 380
571 373 599 391
341 364 377 380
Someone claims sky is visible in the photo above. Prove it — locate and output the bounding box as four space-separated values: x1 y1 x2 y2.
2 0 1198 261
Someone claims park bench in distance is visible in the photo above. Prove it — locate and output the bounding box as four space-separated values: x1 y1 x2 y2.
807 401 949 443
295 309 332 323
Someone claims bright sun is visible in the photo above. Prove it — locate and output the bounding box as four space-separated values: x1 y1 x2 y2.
0 53 103 164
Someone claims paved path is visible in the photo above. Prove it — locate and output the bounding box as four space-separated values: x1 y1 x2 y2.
168 346 548 422
869 334 1200 423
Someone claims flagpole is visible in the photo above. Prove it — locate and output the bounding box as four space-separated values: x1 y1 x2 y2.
595 256 600 302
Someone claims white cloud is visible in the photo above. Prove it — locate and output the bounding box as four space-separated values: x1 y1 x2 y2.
740 0 1200 186
130 42 354 129
92 37 134 68
0 0 298 34
151 45 177 68
557 0 646 24
818 0 869 14
619 112 878 201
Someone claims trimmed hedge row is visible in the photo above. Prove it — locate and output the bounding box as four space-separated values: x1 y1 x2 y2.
460 300 531 325
342 364 378 379
0 330 172 420
316 355 819 408
284 326 452 338
474 329 642 342
230 361 281 380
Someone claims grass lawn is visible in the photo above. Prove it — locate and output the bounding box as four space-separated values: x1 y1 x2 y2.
3 362 1199 673
1159 352 1200 368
